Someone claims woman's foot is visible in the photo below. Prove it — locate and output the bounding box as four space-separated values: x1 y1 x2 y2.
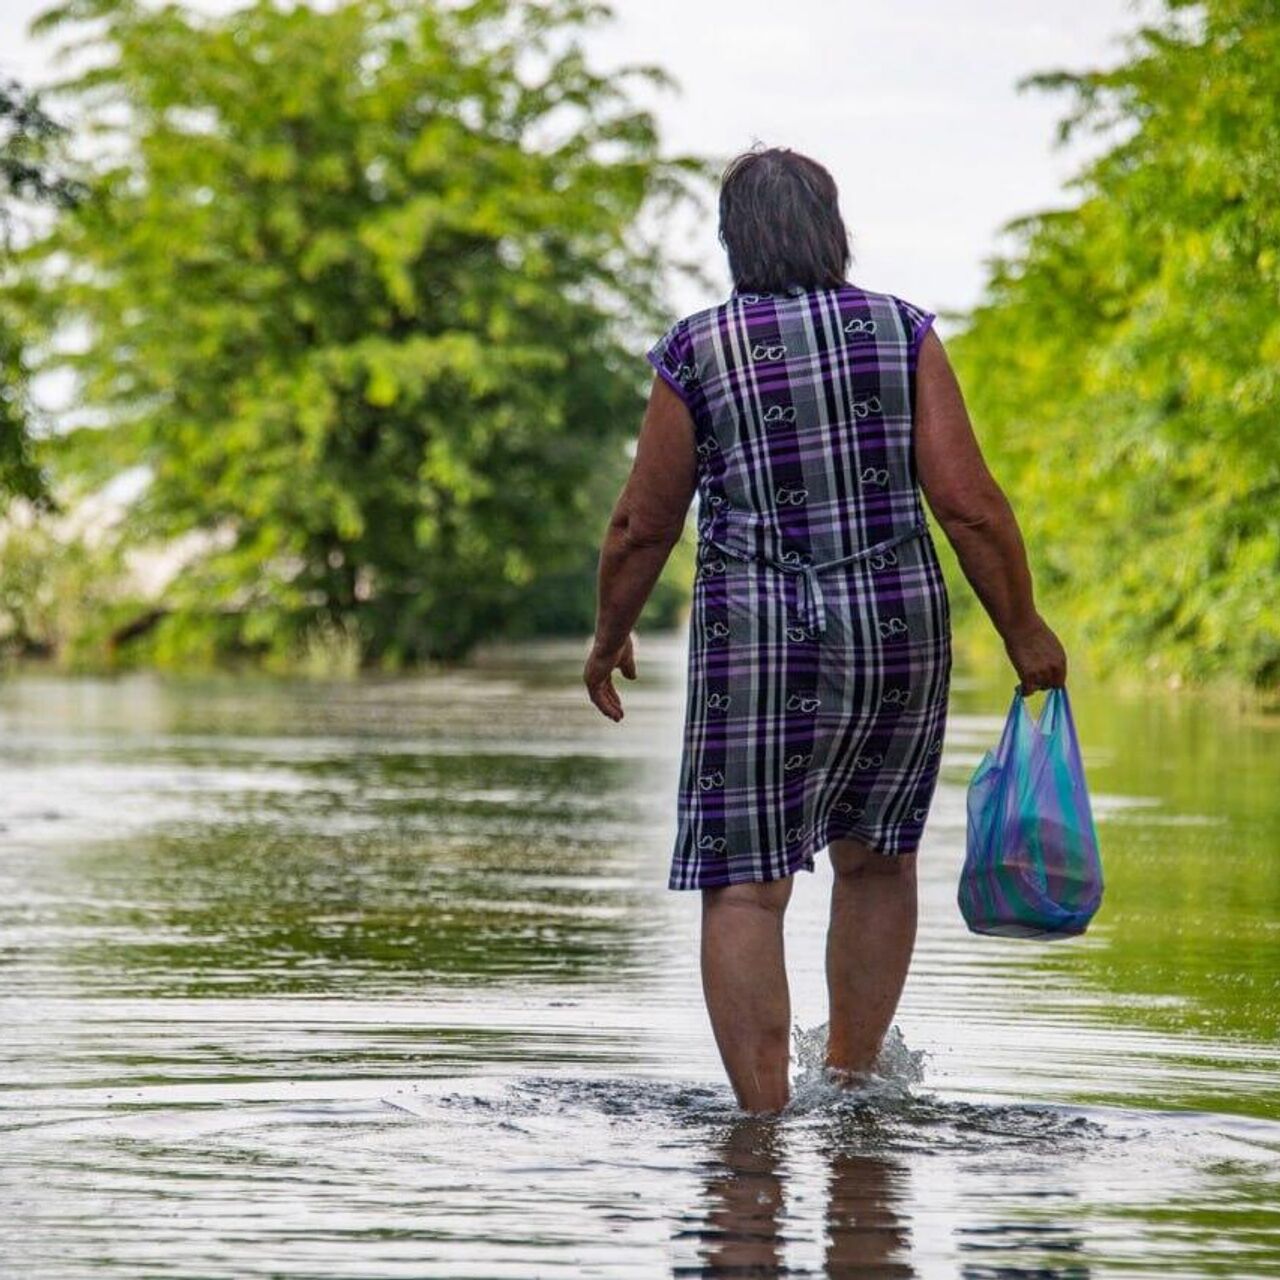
823 1058 877 1089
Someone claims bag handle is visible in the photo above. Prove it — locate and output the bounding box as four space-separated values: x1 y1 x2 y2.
1013 681 1067 699
1012 683 1069 738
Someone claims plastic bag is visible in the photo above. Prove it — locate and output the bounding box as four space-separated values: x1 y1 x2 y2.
959 686 1104 939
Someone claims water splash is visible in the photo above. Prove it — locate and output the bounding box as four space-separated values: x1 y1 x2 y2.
782 1021 1135 1156
786 1021 926 1114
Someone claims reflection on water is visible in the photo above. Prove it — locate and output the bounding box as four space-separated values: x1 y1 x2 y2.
1 637 1278 1276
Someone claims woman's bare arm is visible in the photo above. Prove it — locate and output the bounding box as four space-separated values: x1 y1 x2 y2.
913 328 1067 692
584 375 698 720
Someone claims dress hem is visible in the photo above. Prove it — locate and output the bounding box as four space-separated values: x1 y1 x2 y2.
667 824 923 890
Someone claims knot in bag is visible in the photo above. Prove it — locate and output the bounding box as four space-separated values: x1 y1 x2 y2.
959 686 1104 939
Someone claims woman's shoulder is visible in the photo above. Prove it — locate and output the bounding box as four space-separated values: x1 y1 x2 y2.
846 284 937 357
836 280 932 323
669 300 726 337
882 289 935 328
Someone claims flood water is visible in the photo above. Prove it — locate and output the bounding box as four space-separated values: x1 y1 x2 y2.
1 635 1278 1278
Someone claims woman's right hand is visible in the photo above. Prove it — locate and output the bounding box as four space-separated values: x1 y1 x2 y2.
1004 615 1068 693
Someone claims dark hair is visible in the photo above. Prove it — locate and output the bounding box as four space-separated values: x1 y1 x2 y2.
717 145 852 293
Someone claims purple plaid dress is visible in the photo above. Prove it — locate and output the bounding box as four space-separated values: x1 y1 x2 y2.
647 281 951 889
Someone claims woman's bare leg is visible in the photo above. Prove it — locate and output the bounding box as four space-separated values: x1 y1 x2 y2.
701 877 794 1113
825 839 918 1077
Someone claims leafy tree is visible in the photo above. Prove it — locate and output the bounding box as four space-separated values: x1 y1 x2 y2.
948 0 1280 689
23 0 707 665
0 77 82 509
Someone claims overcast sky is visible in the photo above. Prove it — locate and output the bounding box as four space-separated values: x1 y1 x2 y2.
1 0 1157 330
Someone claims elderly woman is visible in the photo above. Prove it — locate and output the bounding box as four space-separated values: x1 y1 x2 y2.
583 146 1066 1114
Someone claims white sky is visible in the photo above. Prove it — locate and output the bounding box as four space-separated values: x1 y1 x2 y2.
1 0 1157 330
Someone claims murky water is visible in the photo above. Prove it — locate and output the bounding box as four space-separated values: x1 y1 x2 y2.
1 636 1277 1277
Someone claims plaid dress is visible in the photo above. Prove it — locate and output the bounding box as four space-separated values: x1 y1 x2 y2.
647 281 952 890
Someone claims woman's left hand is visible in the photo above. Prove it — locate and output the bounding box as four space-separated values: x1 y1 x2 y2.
584 635 637 722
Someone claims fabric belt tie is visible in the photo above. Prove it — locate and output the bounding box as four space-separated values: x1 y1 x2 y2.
704 521 927 636
795 564 827 636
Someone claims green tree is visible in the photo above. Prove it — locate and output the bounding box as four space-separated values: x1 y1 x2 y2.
948 0 1280 689
23 0 706 665
0 77 81 508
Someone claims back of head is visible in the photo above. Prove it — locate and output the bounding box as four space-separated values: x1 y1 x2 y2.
717 145 852 294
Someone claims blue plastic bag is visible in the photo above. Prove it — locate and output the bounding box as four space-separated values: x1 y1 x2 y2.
959 686 1104 939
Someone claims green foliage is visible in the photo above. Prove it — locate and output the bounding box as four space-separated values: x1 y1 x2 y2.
0 315 45 507
948 0 1280 689
0 518 143 667
21 0 709 666
1 77 82 510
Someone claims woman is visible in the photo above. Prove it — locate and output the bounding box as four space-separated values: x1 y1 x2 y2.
583 146 1066 1114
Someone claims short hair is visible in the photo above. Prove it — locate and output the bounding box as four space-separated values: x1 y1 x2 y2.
717 145 852 293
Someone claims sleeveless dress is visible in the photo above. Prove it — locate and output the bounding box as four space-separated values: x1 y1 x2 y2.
647 281 952 889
